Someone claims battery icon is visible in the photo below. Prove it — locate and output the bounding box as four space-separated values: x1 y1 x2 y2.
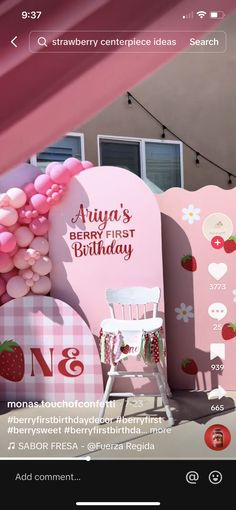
210 11 225 19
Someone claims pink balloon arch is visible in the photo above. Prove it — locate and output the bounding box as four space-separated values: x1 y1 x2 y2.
0 158 93 304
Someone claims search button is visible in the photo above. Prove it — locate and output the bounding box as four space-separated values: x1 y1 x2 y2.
37 36 47 47
186 471 199 484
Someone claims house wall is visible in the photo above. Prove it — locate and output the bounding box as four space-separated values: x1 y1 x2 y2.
76 13 236 191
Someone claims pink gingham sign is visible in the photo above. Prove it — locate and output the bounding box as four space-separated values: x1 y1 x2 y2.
0 296 103 401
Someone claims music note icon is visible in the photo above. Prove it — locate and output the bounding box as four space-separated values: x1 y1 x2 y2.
8 442 15 450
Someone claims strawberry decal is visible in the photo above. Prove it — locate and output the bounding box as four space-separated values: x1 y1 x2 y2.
181 255 197 272
181 358 198 375
222 323 236 341
120 344 130 354
0 340 24 382
224 236 236 253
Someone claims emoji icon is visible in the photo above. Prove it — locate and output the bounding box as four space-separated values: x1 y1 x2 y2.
208 303 227 321
208 471 223 485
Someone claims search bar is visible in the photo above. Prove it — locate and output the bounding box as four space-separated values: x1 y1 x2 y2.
29 31 226 53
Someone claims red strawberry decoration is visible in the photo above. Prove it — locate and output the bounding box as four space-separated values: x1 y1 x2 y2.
181 255 197 272
0 340 24 382
120 344 130 354
222 323 236 341
181 358 198 375
224 236 236 253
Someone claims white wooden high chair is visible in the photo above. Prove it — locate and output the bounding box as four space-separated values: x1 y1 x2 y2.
99 287 174 426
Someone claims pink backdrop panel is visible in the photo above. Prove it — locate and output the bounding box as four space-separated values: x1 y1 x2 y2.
158 186 236 391
0 296 103 401
49 166 165 393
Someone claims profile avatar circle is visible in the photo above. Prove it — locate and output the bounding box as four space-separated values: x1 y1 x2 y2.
204 424 231 450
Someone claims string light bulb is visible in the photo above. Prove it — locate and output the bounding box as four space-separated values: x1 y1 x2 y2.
195 152 200 165
161 125 166 139
228 173 232 185
127 93 132 106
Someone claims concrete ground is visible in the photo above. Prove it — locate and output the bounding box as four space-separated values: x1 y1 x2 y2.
0 391 235 459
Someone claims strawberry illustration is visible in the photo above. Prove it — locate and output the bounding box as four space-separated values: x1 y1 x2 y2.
222 323 236 341
181 255 197 272
181 358 198 375
0 340 24 382
224 236 236 253
120 344 130 354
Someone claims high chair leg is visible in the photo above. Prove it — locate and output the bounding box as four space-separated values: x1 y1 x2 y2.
99 364 117 421
155 369 174 427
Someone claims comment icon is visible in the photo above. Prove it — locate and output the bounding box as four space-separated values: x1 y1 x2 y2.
208 302 227 321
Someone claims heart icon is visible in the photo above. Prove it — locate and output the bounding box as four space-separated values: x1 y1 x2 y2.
208 263 227 281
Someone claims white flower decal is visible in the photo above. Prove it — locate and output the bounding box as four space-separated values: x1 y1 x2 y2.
175 303 194 323
232 290 236 302
182 204 200 224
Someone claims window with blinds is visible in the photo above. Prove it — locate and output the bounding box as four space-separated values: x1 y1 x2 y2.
145 142 181 191
35 135 83 172
100 140 141 177
99 137 183 192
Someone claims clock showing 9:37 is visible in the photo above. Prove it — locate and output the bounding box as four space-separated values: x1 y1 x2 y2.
21 11 42 19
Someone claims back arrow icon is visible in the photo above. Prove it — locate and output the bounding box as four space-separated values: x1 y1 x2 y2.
11 36 18 47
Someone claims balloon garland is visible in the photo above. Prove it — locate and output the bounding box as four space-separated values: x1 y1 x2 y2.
0 158 93 304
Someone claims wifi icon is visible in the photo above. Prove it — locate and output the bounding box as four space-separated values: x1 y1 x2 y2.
196 10 207 18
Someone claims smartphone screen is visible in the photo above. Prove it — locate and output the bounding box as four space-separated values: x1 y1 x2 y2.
0 0 235 507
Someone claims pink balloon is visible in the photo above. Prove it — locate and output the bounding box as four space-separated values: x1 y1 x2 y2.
30 236 49 255
0 277 6 297
1 268 18 282
19 269 39 287
7 188 27 208
8 222 20 233
30 216 49 236
18 204 38 224
13 249 30 269
30 194 50 214
0 231 16 253
7 275 29 298
32 275 51 294
49 163 71 184
1 292 12 304
23 182 37 199
20 269 34 280
34 174 53 194
45 162 58 175
0 207 18 226
64 157 83 176
81 160 94 170
15 226 34 247
0 193 9 207
33 256 52 276
0 253 14 273
8 246 18 257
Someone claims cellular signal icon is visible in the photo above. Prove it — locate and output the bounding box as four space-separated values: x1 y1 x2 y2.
196 10 207 18
182 11 194 19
